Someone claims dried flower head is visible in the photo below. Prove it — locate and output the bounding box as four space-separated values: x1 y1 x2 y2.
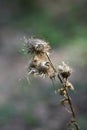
28 60 55 78
58 62 72 79
42 62 56 79
24 37 51 54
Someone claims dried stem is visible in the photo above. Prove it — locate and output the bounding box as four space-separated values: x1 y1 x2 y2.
44 52 57 73
44 54 79 130
65 89 76 119
42 52 79 130
58 74 79 130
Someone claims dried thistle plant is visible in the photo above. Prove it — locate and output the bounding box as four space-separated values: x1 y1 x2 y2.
23 37 79 130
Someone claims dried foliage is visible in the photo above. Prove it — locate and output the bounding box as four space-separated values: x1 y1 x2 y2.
23 37 79 130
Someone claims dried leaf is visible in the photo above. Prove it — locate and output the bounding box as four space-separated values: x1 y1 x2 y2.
58 88 66 96
66 81 74 90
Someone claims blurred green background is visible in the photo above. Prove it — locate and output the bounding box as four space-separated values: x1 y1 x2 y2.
0 0 87 130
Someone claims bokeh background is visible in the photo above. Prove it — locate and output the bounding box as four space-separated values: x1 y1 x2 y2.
0 0 87 130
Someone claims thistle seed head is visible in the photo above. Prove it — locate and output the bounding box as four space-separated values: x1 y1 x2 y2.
24 37 51 54
58 62 72 79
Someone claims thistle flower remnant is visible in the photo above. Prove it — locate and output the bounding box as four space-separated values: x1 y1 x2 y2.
24 37 51 54
23 37 79 130
28 56 55 78
29 61 50 76
58 61 72 79
23 37 55 79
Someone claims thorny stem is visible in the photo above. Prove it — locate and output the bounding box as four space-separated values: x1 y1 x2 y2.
58 74 79 130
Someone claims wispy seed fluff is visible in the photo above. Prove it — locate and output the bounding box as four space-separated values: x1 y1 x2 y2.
24 37 55 79
58 62 74 90
58 61 72 79
24 37 51 54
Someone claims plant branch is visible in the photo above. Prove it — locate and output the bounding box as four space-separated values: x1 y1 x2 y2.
24 38 80 130
58 74 79 130
44 52 57 73
44 52 79 130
